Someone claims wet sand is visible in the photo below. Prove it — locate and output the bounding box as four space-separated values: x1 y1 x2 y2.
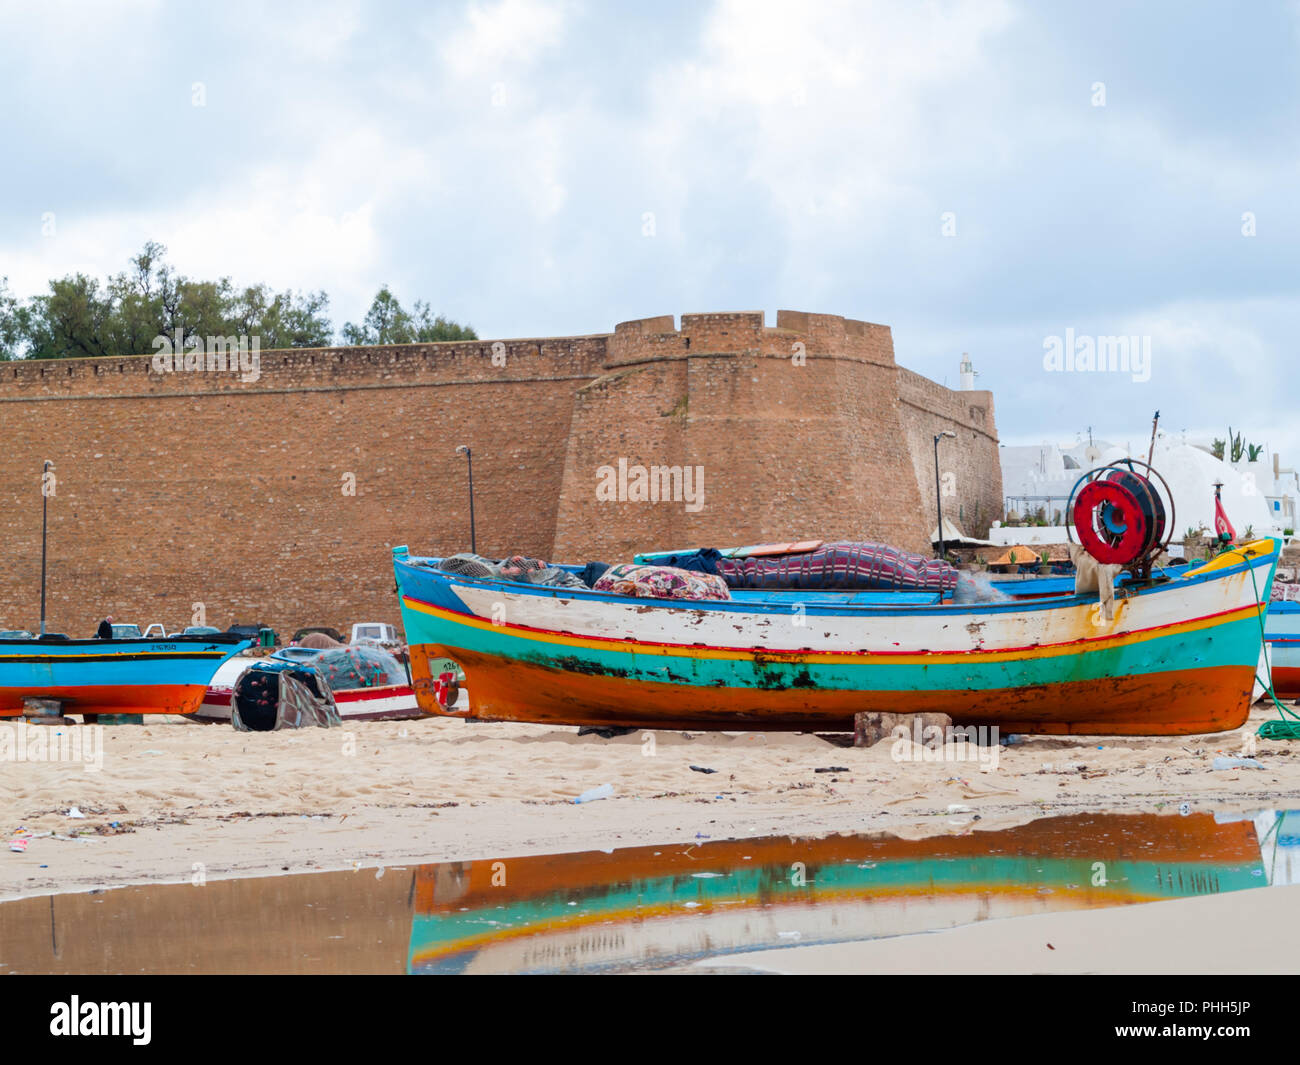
715 882 1300 974
2 702 1297 905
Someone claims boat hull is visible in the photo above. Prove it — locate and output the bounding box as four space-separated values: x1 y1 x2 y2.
0 637 252 717
1265 601 1300 698
408 643 1252 733
395 540 1278 735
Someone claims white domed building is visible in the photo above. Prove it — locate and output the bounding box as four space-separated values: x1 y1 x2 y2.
995 433 1293 553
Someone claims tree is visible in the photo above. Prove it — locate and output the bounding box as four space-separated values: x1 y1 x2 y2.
0 277 21 361
104 247 164 357
229 285 333 349
341 285 411 345
342 286 476 345
27 274 114 359
6 249 471 358
271 289 333 348
410 299 477 342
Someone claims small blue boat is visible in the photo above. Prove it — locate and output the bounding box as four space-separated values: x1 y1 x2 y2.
1266 599 1300 698
0 634 253 718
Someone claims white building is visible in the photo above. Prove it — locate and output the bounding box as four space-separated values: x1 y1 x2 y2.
995 433 1291 550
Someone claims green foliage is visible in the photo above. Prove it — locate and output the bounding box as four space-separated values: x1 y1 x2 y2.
1247 443 1264 462
227 284 333 349
341 285 476 345
1227 427 1246 464
0 245 473 360
0 277 29 361
1211 438 1226 460
27 273 113 359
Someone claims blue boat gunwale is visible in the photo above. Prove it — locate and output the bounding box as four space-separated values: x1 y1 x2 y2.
394 540 1279 621
0 635 250 649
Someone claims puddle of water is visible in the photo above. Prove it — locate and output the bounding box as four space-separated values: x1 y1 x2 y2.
0 810 1293 974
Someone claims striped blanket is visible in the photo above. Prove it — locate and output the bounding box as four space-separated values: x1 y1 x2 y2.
717 540 957 592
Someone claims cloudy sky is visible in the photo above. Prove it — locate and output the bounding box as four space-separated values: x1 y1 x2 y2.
2 0 1297 455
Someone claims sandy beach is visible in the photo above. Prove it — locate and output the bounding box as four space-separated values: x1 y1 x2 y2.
2 701 1296 905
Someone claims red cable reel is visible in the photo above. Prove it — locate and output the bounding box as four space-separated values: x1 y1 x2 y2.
1069 464 1170 567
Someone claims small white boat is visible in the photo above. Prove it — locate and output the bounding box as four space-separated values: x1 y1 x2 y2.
191 649 423 723
194 680 421 723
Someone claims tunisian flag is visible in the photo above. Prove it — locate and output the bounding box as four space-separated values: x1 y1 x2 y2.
1214 490 1237 543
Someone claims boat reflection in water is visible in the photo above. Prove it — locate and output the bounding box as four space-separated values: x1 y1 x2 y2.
1254 809 1300 886
408 812 1267 974
0 811 1277 975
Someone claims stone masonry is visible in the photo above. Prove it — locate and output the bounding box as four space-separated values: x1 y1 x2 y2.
0 310 1000 636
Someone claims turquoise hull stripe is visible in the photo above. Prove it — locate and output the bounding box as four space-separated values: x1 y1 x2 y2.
399 604 1260 694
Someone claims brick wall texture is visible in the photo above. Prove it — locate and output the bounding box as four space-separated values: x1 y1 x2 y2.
0 310 1000 637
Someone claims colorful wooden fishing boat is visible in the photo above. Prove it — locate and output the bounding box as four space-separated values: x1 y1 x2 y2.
393 535 1279 735
407 812 1267 973
0 634 252 718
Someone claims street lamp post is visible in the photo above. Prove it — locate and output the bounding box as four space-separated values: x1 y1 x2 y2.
933 431 956 561
39 460 53 636
456 445 476 554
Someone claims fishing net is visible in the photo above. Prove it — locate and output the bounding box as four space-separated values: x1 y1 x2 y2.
313 645 407 690
438 553 500 578
298 632 342 649
437 552 586 589
232 666 341 732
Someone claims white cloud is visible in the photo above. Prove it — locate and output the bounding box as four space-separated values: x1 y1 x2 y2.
437 0 572 78
1 0 1297 443
640 0 1018 236
4 128 435 317
226 0 363 61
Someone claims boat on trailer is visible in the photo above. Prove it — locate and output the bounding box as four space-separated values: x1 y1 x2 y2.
0 634 253 719
394 462 1281 736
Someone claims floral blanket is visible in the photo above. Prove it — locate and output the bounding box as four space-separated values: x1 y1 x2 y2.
593 563 731 601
